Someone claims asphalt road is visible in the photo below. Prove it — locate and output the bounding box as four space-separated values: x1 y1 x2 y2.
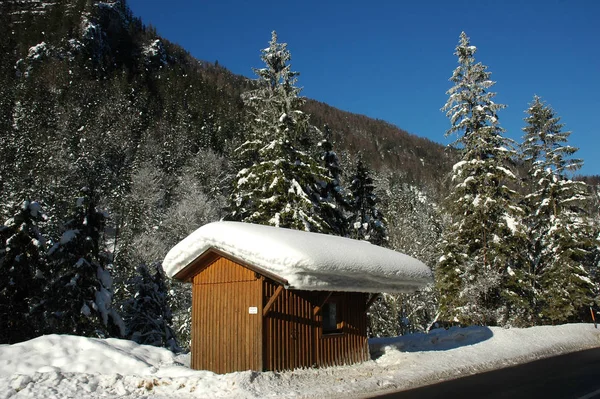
370 347 600 399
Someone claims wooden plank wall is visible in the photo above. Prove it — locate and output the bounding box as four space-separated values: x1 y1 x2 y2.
263 280 370 371
191 257 262 374
263 280 314 371
314 292 370 367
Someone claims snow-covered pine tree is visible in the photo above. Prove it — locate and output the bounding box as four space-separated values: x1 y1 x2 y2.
437 32 527 326
367 284 441 337
382 175 443 267
122 263 179 351
348 154 388 246
367 293 401 338
44 188 124 338
228 31 330 232
521 96 596 324
0 200 47 343
317 124 350 236
588 185 600 310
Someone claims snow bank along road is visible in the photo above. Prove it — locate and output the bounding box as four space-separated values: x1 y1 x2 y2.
0 324 599 398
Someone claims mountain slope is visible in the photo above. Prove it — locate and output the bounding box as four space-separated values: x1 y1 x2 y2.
0 0 454 196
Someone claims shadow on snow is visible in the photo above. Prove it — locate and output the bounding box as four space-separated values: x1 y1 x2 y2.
369 326 494 359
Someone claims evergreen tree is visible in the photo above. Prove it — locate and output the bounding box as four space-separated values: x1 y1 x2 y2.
368 285 440 337
588 185 600 311
0 200 47 343
437 32 526 326
318 124 350 236
382 175 443 266
372 175 444 335
228 31 330 232
521 96 596 323
367 293 401 338
348 154 388 246
122 263 179 351
44 188 124 337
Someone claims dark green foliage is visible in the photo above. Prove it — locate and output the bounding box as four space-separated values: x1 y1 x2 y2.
368 285 439 337
231 137 331 231
521 96 596 324
228 31 331 232
44 188 123 338
348 155 388 245
536 212 596 323
318 125 350 236
437 32 526 326
367 294 401 337
0 201 48 343
122 263 179 351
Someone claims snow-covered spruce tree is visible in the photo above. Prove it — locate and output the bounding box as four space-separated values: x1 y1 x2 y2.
318 124 351 236
367 293 401 337
589 186 600 310
351 159 399 336
382 175 443 267
122 263 179 351
44 188 124 338
348 154 388 246
0 200 48 343
436 32 528 326
228 31 331 232
521 96 596 324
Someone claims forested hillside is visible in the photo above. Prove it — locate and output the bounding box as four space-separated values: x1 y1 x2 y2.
0 0 598 349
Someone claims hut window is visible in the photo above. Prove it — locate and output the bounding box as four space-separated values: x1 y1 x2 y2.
322 302 341 334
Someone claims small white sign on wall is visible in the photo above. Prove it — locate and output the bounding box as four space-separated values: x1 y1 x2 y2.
248 306 258 314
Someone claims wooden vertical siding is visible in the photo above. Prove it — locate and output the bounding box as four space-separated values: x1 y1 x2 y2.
187 255 370 373
191 257 262 374
263 279 370 371
263 279 315 371
314 291 370 367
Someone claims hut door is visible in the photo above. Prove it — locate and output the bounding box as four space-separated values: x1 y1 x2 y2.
191 258 263 374
263 283 314 371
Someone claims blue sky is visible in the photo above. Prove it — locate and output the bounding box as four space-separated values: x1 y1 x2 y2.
127 0 599 176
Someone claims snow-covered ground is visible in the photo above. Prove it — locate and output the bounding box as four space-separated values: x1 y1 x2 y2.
1 324 599 399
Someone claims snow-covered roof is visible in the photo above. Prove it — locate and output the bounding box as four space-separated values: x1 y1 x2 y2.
163 221 433 294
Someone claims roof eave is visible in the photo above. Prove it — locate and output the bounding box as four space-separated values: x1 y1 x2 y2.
172 247 289 286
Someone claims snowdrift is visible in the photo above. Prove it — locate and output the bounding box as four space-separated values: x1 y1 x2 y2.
1 324 599 398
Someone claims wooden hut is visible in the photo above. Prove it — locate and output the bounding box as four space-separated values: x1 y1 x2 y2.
163 222 432 374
